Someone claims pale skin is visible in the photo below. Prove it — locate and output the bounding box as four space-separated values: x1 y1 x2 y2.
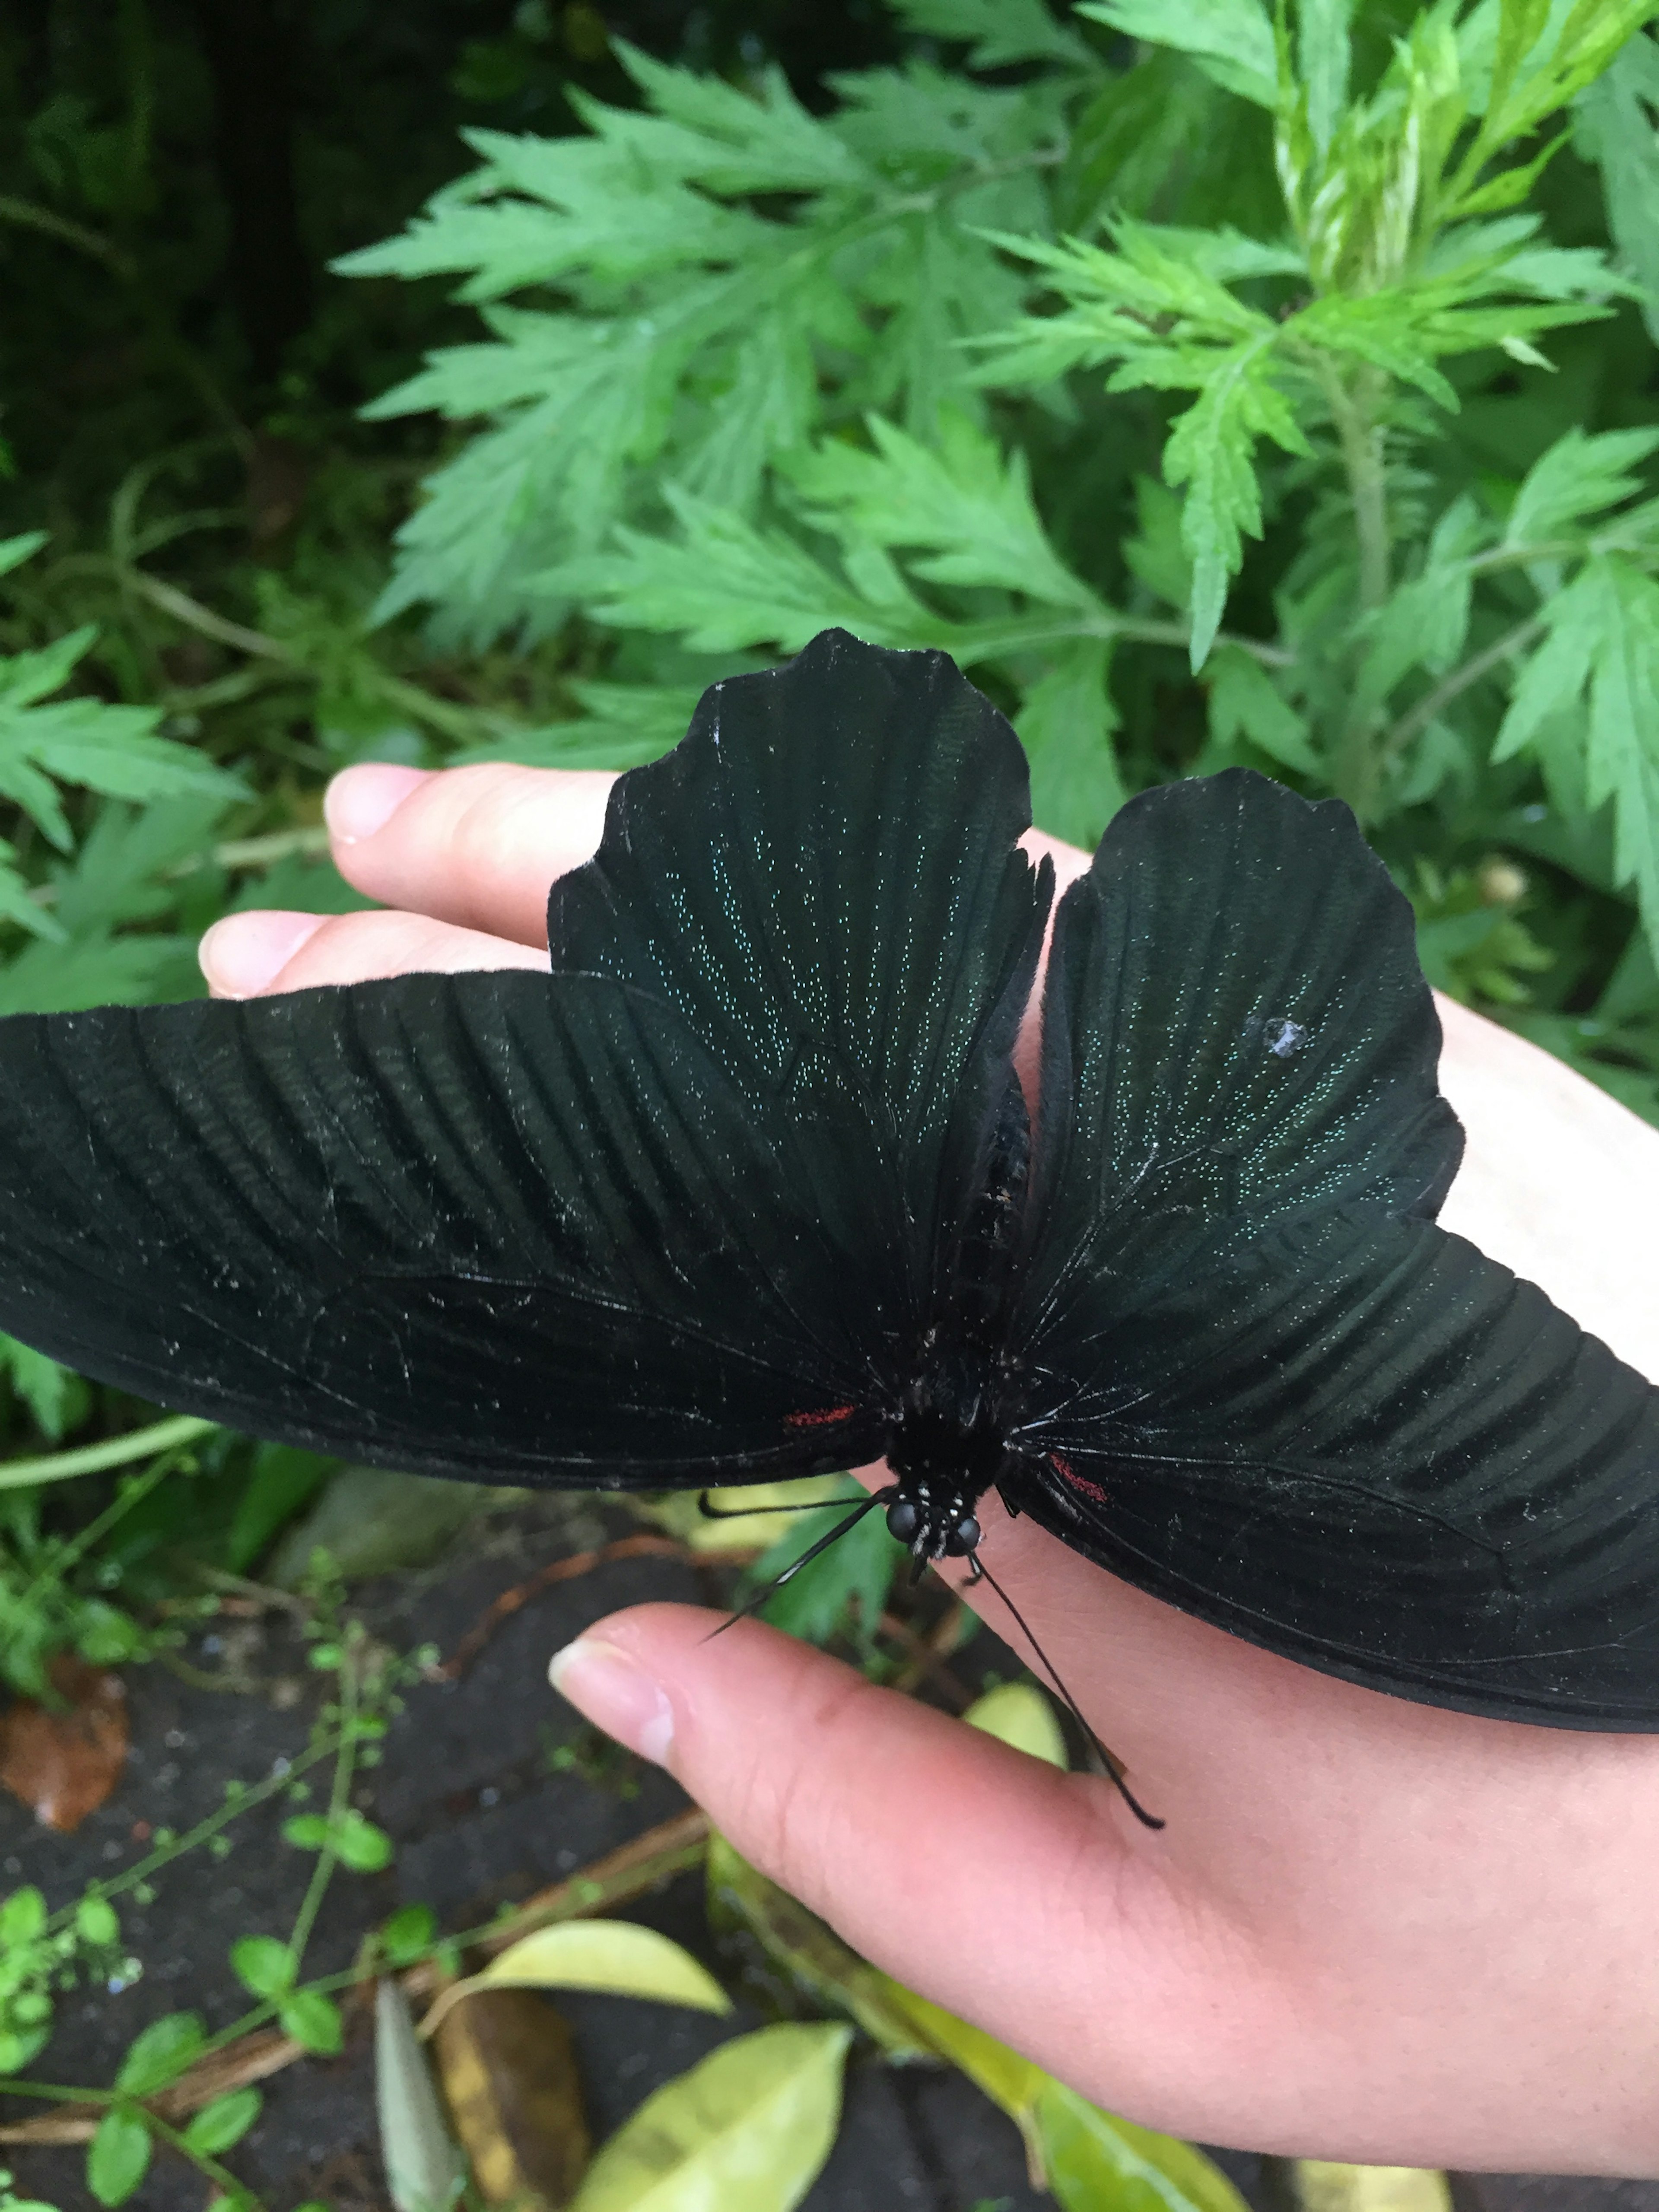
201 760 1659 2176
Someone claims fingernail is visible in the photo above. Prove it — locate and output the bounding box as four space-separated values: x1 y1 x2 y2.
549 1637 675 1765
324 764 430 845
198 912 326 998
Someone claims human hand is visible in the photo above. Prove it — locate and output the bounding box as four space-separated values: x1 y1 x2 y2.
202 760 1659 2176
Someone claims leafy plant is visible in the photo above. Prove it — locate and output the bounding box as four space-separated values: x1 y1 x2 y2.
351 0 1659 1123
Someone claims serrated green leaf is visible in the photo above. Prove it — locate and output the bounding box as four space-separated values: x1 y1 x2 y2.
1037 2075 1252 2212
0 1335 74 1439
1357 493 1486 712
1496 556 1659 965
0 533 46 580
183 2086 262 2156
1017 636 1128 846
0 627 96 711
791 411 1097 611
1208 645 1320 771
87 2109 150 2208
1291 296 1459 408
564 489 934 657
1077 0 1276 107
568 2022 852 2212
1577 33 1659 343
888 0 1095 72
964 1681 1069 1767
608 42 869 195
451 680 705 772
114 2011 204 2097
1504 425 1659 548
1162 337 1305 668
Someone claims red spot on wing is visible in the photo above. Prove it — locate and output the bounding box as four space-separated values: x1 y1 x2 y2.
785 1404 857 1430
1049 1452 1109 1504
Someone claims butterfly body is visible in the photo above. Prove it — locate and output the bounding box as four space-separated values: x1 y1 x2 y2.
0 628 1655 1735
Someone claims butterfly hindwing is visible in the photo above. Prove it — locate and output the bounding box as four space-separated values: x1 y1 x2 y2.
1008 1208 1659 1726
1005 766 1659 1725
0 972 889 1484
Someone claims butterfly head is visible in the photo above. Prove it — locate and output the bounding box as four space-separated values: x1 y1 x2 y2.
882 1354 1013 1569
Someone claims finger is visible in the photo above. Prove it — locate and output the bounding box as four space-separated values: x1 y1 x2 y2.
1435 993 1659 1380
544 1602 1246 2116
550 1598 1659 2168
199 907 547 998
324 762 616 947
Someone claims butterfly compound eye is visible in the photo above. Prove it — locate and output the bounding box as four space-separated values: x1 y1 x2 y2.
944 1514 981 1557
885 1497 921 1542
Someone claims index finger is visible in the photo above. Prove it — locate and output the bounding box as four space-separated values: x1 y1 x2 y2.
327 762 617 947
326 763 1095 950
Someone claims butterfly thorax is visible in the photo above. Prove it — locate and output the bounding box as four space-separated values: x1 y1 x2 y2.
881 1348 1015 1564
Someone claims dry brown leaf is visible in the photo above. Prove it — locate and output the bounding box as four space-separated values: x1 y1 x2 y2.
433 1987 590 2209
0 1656 128 1831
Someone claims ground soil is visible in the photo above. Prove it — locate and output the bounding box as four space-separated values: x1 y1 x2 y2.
0 1501 1649 2212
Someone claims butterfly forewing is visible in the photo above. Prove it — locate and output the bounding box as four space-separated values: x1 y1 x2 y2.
1018 768 1461 1331
0 972 889 1483
547 627 1050 1339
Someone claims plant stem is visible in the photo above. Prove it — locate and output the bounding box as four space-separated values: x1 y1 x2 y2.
1327 365 1392 614
0 1416 214 1493
15 1457 175 1619
0 198 134 276
142 2103 251 2203
285 1642 361 1973
1379 612 1548 764
1323 362 1395 817
49 1732 342 1932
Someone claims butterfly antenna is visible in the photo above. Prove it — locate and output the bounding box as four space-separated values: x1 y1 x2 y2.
967 1553 1165 1832
702 1494 889 1642
696 1490 862 1520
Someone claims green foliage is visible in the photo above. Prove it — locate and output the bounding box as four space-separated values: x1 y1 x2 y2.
0 1883 121 2077
0 544 243 941
114 2012 205 2097
748 1492 906 1647
86 2107 149 2208
336 32 1084 645
346 0 1659 1121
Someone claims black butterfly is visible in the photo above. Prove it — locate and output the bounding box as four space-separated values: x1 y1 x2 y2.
0 628 1655 1758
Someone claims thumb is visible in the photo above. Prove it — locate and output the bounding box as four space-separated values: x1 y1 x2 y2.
547 1603 1176 2079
